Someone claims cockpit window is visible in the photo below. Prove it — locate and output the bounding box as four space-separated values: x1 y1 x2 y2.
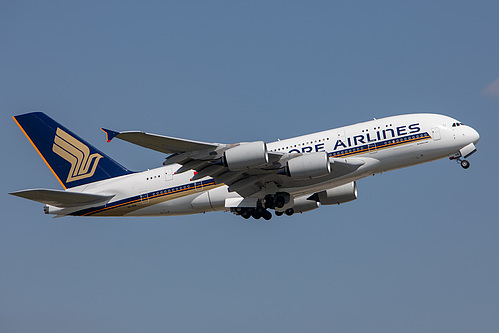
452 122 464 127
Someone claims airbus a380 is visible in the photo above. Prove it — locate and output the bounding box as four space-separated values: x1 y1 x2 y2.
10 112 479 220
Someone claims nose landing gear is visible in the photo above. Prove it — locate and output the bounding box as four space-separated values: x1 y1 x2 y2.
460 160 470 169
449 153 471 169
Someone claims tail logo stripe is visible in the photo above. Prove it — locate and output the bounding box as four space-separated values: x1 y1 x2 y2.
52 128 103 183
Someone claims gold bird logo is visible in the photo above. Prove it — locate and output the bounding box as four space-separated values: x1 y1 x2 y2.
52 128 102 183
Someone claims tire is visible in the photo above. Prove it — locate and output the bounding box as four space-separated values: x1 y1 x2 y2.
265 199 275 209
241 210 251 219
461 160 470 169
275 211 284 217
262 210 272 220
275 196 285 209
264 196 275 209
285 208 294 216
252 211 262 219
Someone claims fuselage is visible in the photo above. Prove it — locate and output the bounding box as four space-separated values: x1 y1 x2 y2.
47 113 479 217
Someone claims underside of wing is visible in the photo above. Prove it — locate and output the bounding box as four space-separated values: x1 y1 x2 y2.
9 189 114 208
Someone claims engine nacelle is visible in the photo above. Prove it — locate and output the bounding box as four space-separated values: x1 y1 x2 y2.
286 152 331 179
291 196 319 213
312 181 357 205
224 141 269 171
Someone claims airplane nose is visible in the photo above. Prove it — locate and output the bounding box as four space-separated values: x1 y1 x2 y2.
470 127 480 145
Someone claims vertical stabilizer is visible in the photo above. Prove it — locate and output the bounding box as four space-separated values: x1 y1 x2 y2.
13 112 133 189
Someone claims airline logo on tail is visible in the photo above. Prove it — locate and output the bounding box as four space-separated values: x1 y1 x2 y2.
52 128 103 183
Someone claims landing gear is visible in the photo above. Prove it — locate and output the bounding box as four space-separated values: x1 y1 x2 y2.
460 160 470 169
450 153 471 169
262 210 272 220
274 209 294 217
240 209 252 219
263 192 290 209
236 206 295 220
251 210 262 220
264 194 275 209
235 206 272 221
274 195 286 209
234 193 292 220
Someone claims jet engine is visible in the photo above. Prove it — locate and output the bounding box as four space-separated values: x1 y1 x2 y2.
224 141 269 171
286 152 331 179
310 181 357 205
291 196 320 213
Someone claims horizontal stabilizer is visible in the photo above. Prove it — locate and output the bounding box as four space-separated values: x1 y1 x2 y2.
9 189 114 208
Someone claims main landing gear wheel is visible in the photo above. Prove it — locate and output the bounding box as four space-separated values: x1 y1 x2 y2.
274 196 285 209
262 210 272 220
237 206 272 221
241 210 251 219
461 160 470 169
264 195 275 209
275 211 284 217
252 210 262 220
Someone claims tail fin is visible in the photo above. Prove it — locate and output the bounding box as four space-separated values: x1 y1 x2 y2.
13 112 133 189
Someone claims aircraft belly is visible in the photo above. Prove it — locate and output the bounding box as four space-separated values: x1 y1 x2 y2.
276 156 381 197
373 138 457 172
80 183 224 217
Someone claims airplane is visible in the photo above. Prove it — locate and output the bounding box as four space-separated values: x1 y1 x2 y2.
10 112 479 220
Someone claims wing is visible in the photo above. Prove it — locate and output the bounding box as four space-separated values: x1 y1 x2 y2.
103 129 375 198
101 128 220 154
10 189 114 208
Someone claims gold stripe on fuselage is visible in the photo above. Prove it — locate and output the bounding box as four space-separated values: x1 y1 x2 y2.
331 134 431 158
84 182 223 216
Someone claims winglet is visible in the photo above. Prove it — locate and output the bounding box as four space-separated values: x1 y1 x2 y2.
101 128 120 143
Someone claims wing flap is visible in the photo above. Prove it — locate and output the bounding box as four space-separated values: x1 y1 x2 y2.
9 189 114 208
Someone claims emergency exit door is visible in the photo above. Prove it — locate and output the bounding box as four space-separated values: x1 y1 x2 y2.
431 127 441 141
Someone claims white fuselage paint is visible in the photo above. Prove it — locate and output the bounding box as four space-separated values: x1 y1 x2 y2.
49 114 479 217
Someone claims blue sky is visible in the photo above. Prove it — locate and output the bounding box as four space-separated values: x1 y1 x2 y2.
1 1 498 332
